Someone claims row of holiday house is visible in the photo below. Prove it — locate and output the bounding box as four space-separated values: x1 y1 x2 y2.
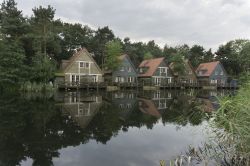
55 48 229 87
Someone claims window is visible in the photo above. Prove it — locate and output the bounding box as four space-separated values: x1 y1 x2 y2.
80 62 84 67
128 67 132 72
160 68 166 73
71 75 80 84
215 71 218 75
188 70 192 74
127 104 132 109
119 104 124 109
115 77 124 83
79 62 89 68
121 77 124 82
93 76 98 82
220 71 223 75
139 68 143 73
86 62 89 68
120 66 124 71
210 79 217 84
128 77 134 83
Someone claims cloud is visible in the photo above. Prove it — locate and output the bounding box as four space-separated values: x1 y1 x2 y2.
16 0 250 51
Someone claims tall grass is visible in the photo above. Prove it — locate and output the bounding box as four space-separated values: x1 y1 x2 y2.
213 80 250 158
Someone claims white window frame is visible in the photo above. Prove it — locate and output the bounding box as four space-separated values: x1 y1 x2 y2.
71 75 80 83
79 61 90 68
128 77 134 83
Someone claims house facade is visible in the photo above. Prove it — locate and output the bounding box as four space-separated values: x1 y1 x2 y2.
138 57 173 85
105 54 137 83
55 48 103 85
196 61 228 85
169 59 197 83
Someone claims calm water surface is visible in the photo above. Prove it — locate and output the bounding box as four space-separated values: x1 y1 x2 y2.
0 90 235 166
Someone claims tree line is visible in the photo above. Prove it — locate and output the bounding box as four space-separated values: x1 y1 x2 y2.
0 0 250 89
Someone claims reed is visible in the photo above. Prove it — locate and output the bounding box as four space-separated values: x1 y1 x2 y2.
213 79 250 159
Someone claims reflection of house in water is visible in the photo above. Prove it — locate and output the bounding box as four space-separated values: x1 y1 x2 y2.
57 92 102 128
138 98 161 118
196 90 223 112
111 92 137 120
197 98 217 112
138 91 174 117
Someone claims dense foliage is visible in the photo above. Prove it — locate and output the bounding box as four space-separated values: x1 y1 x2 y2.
0 0 249 90
214 76 250 157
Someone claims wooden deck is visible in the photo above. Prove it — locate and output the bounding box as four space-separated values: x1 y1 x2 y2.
57 82 239 91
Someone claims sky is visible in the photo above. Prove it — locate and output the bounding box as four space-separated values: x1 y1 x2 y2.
14 0 250 51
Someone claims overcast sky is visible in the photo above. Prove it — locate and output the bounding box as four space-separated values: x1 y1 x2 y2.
15 0 250 51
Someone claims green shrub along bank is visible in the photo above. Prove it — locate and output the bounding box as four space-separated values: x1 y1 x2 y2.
20 82 55 92
213 77 250 157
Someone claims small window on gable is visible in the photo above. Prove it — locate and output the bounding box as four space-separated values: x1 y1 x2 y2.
160 68 165 73
128 67 132 72
215 71 218 75
120 66 124 71
79 62 89 68
220 71 223 75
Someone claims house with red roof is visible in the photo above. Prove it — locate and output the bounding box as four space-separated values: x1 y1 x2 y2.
195 61 228 85
138 57 173 85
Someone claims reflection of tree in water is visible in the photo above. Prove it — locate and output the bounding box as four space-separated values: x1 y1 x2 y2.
0 90 212 165
161 91 210 126
0 93 88 166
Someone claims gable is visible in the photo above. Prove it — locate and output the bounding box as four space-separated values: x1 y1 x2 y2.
123 55 137 73
152 61 173 77
210 62 228 78
112 55 137 77
63 49 103 75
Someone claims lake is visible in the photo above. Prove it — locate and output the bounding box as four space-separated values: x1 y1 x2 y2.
0 90 235 166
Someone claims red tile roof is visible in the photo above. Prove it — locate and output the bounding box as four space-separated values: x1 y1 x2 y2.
196 61 220 77
138 57 165 77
